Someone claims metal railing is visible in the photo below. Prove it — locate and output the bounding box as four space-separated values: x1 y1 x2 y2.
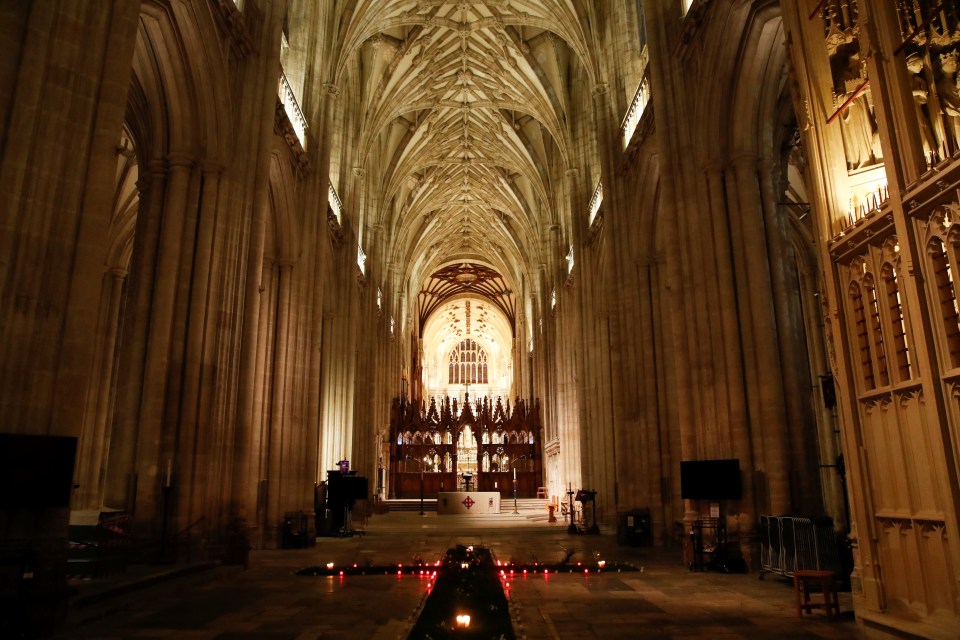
759 515 841 578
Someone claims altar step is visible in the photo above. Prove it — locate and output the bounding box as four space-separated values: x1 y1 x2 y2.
383 499 438 512
382 497 551 518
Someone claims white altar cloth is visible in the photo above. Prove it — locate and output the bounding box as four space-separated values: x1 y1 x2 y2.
437 491 501 514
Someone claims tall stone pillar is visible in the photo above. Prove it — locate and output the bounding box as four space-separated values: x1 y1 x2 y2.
0 1 139 434
730 154 790 516
175 164 223 531
703 162 747 458
76 267 127 509
132 155 194 530
264 262 292 546
106 163 166 510
231 0 289 528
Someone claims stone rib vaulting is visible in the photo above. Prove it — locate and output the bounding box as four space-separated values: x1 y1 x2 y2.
2 1 960 638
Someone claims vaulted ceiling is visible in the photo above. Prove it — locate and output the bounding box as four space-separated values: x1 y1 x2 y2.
316 0 596 364
329 0 600 320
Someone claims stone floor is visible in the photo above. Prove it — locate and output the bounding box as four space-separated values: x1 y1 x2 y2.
59 511 863 639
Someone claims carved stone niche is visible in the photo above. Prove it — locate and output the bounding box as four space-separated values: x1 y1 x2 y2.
821 2 883 171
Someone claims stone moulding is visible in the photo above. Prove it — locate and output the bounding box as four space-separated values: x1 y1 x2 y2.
274 101 310 174
213 0 258 58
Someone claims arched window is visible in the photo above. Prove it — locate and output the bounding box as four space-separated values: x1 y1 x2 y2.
849 282 875 390
864 277 889 387
882 263 913 381
448 339 489 384
929 237 960 366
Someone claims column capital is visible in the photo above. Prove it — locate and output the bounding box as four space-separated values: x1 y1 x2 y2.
136 173 154 194
324 83 340 97
145 158 168 175
200 160 225 174
730 153 758 169
565 168 579 179
701 159 727 174
166 152 194 168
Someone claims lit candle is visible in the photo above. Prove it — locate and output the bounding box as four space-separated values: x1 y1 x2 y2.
513 467 516 480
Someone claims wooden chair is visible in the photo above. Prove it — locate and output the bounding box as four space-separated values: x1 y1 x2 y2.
794 570 841 620
536 486 548 499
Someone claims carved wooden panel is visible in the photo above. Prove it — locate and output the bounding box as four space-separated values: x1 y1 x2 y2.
917 521 955 614
895 389 946 516
861 395 910 513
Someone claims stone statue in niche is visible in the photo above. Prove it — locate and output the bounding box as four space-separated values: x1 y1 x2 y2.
822 3 882 170
936 50 960 154
834 47 882 170
906 51 939 162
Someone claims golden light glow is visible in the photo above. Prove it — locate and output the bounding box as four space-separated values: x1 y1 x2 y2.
455 614 471 628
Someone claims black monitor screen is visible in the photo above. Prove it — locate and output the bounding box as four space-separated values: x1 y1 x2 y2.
680 459 741 500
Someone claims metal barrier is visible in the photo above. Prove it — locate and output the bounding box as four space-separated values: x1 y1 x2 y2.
759 515 840 579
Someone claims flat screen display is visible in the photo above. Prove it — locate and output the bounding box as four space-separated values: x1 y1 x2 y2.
680 458 741 500
0 433 77 508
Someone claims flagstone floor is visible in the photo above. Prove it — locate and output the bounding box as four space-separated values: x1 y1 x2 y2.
59 511 863 639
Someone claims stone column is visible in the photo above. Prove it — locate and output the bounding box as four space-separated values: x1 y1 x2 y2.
264 261 292 546
0 1 139 435
730 154 790 515
703 162 746 455
132 155 194 528
176 164 223 528
230 0 288 531
249 257 278 548
105 163 166 510
76 267 127 509
758 159 822 513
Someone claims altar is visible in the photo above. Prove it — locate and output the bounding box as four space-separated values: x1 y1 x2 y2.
437 491 501 514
